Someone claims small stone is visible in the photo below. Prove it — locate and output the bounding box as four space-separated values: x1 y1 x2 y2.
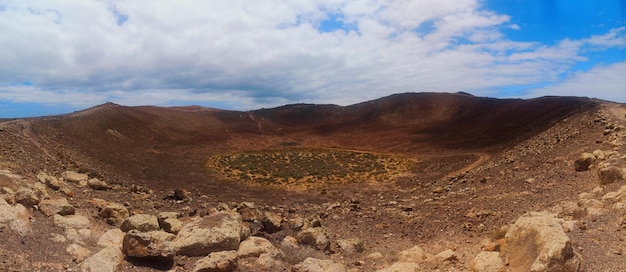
39 198 75 216
120 214 159 232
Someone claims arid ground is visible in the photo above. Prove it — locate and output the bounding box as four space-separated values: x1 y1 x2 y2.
0 92 624 271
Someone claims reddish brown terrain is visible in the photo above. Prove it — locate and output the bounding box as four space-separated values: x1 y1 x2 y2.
0 92 624 271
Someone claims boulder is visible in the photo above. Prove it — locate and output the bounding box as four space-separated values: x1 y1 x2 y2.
592 150 606 160
597 163 624 185
53 214 91 230
502 212 582 272
158 212 184 234
262 211 282 232
471 251 505 272
39 198 75 216
296 227 329 251
37 172 62 190
0 201 30 236
122 230 176 260
97 228 125 249
238 202 262 222
574 153 594 171
87 178 109 190
78 246 123 272
173 211 243 256
193 250 238 272
237 236 283 259
100 202 129 225
120 214 159 232
292 257 347 272
15 188 40 207
63 171 89 184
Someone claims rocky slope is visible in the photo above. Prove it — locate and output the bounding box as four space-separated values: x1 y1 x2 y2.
0 93 624 271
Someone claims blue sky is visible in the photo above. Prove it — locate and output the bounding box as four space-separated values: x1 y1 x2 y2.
0 0 624 118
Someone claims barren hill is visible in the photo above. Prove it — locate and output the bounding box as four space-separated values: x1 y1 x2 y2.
0 92 624 271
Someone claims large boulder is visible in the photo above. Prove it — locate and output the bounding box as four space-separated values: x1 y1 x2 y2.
173 211 244 256
120 214 160 232
122 230 176 260
193 250 238 272
39 198 75 216
502 212 582 272
292 257 347 272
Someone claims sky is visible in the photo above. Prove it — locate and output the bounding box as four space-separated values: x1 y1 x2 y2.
0 0 625 118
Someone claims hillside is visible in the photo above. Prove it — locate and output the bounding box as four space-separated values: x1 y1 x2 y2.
0 92 624 271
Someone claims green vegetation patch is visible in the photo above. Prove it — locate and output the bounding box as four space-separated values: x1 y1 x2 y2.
207 149 416 188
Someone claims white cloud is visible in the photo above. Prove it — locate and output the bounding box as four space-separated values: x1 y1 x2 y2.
0 0 624 114
523 61 626 103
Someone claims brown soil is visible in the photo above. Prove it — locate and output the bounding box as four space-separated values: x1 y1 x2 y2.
0 92 624 271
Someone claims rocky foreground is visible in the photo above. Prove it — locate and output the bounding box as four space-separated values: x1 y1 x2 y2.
0 102 625 271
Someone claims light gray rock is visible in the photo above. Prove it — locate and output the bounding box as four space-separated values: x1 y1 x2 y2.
63 171 89 184
237 236 283 259
158 212 184 234
382 262 420 272
39 198 75 216
97 228 125 249
471 251 505 272
78 246 123 272
502 212 582 272
292 257 347 272
193 250 238 272
173 211 243 256
120 214 159 232
122 230 176 260
53 214 91 230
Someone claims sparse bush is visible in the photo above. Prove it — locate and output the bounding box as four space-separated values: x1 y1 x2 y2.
207 148 416 188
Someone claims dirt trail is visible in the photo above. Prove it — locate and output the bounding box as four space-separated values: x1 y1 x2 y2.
444 152 490 178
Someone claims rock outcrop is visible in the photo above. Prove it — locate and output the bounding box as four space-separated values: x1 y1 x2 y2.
502 212 582 272
172 211 244 256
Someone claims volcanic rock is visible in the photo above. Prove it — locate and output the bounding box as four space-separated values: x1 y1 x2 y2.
172 211 244 256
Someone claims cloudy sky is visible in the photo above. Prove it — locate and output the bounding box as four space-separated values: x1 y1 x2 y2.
1 0 625 117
